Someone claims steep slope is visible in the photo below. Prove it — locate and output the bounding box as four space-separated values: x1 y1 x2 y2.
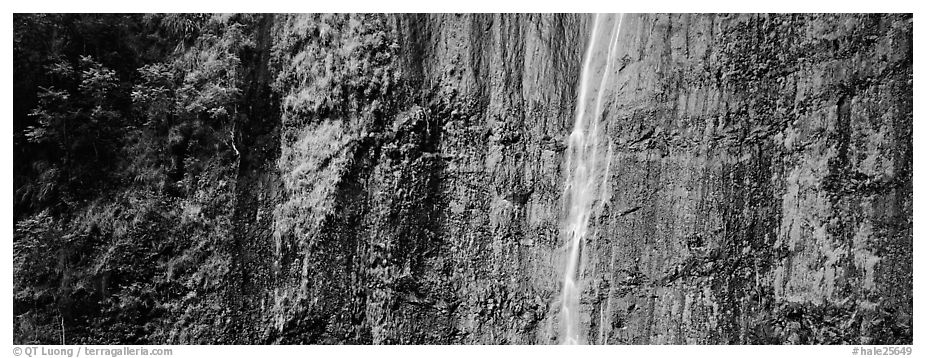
13 13 912 345
579 13 913 344
260 13 912 344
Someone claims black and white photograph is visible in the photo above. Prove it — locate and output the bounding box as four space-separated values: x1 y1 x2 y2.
7 3 918 356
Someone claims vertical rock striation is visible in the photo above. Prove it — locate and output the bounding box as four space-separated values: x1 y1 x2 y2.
255 13 911 344
254 13 912 345
263 13 591 344
17 13 909 345
583 14 912 345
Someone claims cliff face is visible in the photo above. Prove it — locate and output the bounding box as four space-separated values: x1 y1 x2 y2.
13 13 912 345
580 14 912 344
245 13 911 344
259 13 592 344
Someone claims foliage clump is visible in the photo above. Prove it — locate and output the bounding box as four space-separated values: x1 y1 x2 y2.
13 13 266 344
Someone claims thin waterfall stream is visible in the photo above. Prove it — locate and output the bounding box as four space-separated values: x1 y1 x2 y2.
560 13 624 345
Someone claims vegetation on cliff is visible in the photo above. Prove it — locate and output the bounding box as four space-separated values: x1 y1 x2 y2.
13 14 912 345
14 13 268 344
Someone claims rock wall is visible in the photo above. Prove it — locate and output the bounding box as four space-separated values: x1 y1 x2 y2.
583 13 912 344
225 13 912 344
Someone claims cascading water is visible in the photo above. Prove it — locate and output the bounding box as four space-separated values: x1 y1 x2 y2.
560 13 624 345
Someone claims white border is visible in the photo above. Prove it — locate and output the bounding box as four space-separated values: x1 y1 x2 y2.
4 2 923 357
4 0 922 14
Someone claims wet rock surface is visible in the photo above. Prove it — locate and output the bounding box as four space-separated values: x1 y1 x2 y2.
13 13 911 345
249 13 911 344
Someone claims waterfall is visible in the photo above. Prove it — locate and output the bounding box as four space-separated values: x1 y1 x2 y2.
560 13 624 345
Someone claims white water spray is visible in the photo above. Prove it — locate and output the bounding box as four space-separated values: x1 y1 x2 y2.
560 13 624 345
